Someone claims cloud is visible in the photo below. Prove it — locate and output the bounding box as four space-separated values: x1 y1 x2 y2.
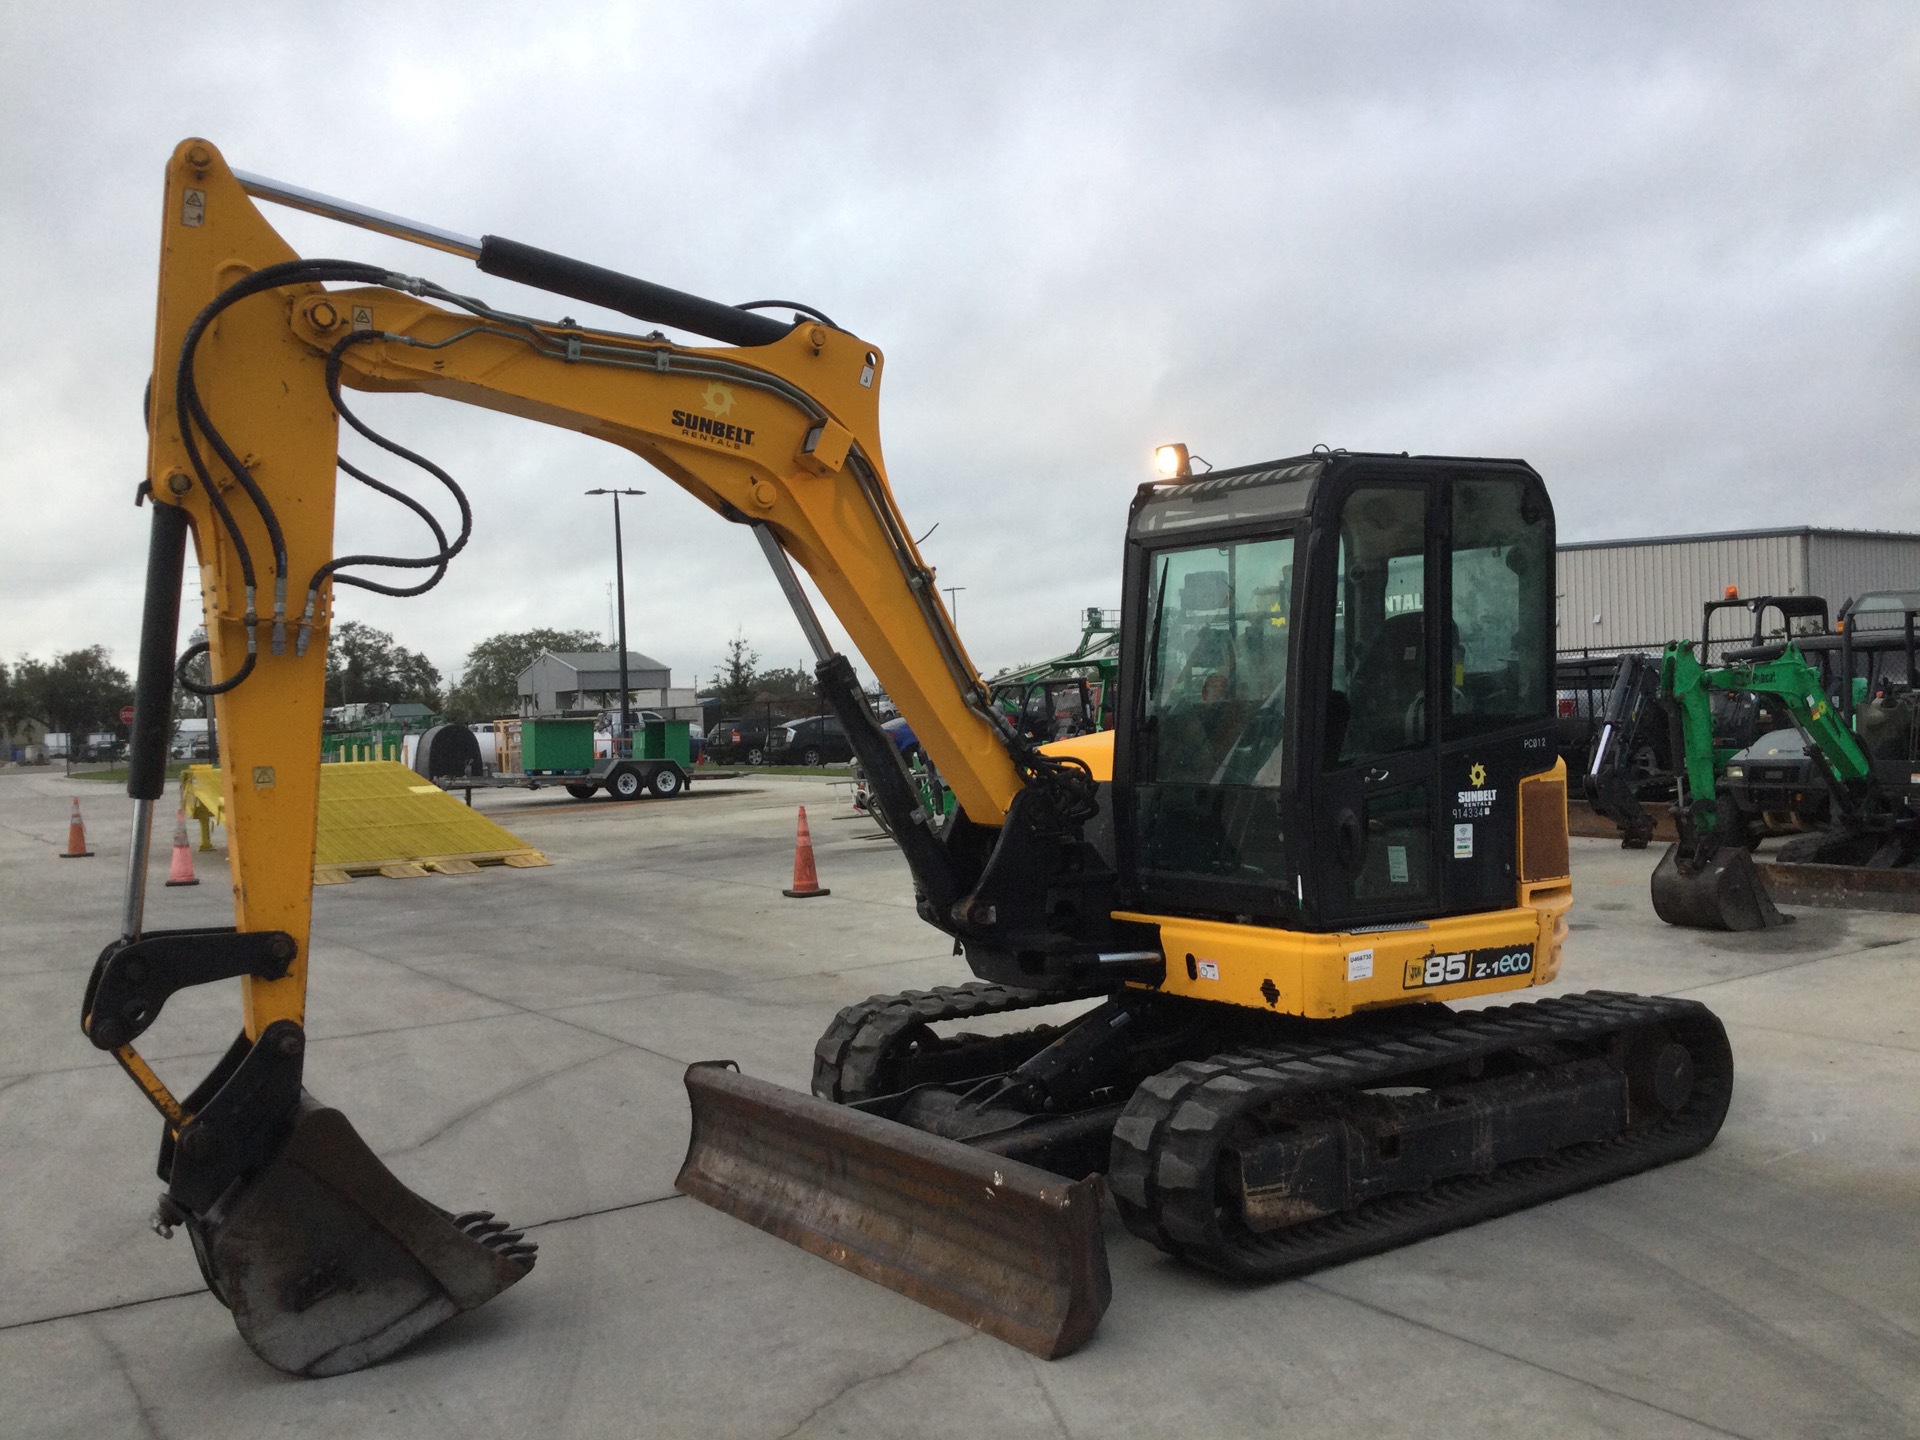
1 1 1914 694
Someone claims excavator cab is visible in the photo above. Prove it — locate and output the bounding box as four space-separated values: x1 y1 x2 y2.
1116 454 1557 931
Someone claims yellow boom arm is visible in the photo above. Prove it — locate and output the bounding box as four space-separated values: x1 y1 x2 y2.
141 139 1022 1044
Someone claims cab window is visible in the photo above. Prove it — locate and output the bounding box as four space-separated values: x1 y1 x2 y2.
1142 535 1296 788
1328 487 1429 763
1447 478 1551 735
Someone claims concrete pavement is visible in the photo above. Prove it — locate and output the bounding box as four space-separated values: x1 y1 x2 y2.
2 765 1917 1438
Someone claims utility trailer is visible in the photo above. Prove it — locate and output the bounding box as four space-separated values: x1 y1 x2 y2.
415 717 691 801
498 753 689 801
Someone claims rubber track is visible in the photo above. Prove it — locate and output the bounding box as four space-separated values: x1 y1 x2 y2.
1107 990 1733 1279
812 981 1106 1102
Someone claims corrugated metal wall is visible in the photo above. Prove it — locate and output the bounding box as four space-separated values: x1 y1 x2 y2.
1808 534 1920 610
1556 528 1920 655
1556 534 1805 654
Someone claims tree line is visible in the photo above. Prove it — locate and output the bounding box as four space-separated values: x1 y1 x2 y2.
0 648 134 735
3 623 811 737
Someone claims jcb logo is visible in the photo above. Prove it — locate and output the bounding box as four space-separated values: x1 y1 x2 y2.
1406 954 1468 988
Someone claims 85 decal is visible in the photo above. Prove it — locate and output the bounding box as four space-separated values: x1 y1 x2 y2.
1403 945 1535 990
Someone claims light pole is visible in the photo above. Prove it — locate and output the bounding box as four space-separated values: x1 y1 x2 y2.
586 487 645 751
942 585 966 625
190 623 215 761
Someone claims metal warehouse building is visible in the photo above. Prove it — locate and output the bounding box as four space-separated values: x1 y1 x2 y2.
517 649 696 718
1556 527 1920 655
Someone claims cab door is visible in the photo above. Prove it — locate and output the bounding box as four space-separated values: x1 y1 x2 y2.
1311 482 1442 928
1435 474 1557 911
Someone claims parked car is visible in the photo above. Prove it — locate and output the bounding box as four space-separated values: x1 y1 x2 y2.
765 714 853 767
706 714 789 765
1724 727 1831 831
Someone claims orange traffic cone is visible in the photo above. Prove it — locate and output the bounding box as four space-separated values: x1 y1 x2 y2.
164 808 200 887
782 805 830 898
59 797 94 858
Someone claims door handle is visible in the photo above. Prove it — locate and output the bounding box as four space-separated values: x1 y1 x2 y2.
1364 766 1391 785
1335 806 1367 873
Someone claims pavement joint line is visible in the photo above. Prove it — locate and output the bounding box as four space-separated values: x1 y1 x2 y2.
1665 948 1886 997
521 1189 685 1230
1020 1351 1077 1439
341 943 698 1069
88 1313 168 1440
1546 1206 1920 1416
383 1042 631 1157
1600 1200 1920 1350
529 949 966 1021
1299 1280 1759 1440
6 932 953 1088
770 1331 974 1440
0 1286 207 1337
1703 1017 1920 1059
557 861 921 911
328 917 965 1054
0 1005 561 1087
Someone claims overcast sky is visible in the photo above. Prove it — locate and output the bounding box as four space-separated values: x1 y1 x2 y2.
3 2 1914 695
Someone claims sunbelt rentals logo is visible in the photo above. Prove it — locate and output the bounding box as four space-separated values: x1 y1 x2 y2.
671 382 756 450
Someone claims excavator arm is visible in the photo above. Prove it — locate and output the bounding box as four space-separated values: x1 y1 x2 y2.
82 139 1119 1375
1650 639 1873 930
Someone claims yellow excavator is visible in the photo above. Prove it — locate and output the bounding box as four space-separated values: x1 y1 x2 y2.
83 139 1733 1375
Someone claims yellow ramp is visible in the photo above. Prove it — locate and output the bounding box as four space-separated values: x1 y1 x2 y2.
182 762 549 884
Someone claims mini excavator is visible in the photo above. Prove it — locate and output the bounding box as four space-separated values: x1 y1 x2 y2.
1585 593 1920 929
1650 634 1920 929
83 140 1733 1375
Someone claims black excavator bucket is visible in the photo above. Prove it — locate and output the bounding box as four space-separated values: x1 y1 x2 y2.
181 1099 535 1377
1650 842 1788 931
676 1062 1111 1359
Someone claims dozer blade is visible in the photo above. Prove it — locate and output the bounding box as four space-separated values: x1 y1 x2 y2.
1651 842 1788 931
187 1098 535 1377
676 1062 1111 1359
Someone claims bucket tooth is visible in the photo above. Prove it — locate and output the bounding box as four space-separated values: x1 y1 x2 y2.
1651 842 1788 931
676 1062 1111 1359
189 1099 534 1377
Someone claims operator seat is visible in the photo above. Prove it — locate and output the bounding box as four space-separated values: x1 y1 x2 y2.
1345 610 1426 755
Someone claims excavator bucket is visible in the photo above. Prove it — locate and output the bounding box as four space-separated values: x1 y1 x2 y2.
676 1062 1111 1359
1650 842 1788 932
185 1099 535 1377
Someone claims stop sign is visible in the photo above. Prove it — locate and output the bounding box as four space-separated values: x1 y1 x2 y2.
120 705 135 726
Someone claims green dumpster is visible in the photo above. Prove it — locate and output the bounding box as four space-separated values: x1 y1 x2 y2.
522 718 596 771
637 719 691 765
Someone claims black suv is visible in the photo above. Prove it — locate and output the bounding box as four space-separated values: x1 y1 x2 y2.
706 715 788 765
765 715 853 767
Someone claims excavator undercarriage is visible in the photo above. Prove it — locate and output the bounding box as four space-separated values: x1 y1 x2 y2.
786 981 1730 1277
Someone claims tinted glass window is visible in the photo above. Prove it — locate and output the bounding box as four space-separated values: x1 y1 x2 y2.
1328 487 1429 763
1142 535 1295 788
1447 478 1551 737
1132 532 1296 890
1130 465 1320 537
